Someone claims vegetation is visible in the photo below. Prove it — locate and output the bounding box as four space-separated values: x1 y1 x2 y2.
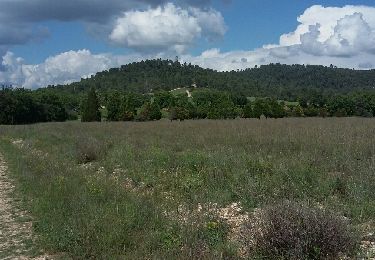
1 59 374 258
61 60 375 98
81 87 101 122
0 88 68 124
0 118 374 258
2 60 375 125
248 201 358 259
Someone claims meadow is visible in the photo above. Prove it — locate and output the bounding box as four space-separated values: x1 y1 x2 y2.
0 118 374 259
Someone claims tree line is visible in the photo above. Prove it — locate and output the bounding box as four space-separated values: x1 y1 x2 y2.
80 87 375 122
56 59 375 99
2 86 375 125
2 58 375 125
0 88 70 124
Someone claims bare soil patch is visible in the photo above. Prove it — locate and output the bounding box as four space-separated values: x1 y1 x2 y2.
0 151 42 259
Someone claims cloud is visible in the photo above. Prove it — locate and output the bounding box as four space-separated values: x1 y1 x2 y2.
0 50 143 88
183 5 375 71
299 13 375 57
0 22 50 46
0 0 139 47
109 3 226 53
180 48 374 72
2 5 375 89
0 0 159 23
279 5 375 46
0 0 223 48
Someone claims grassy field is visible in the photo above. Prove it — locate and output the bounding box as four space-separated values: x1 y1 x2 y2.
0 118 374 259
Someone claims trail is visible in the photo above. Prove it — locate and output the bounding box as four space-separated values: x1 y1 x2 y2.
0 151 37 259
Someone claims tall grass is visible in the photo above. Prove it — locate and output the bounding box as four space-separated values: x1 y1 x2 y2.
0 118 374 258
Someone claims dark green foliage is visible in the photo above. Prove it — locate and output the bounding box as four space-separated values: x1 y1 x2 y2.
149 102 162 120
106 92 122 121
136 103 151 121
136 102 162 121
251 98 285 119
107 92 148 121
252 99 269 119
154 91 174 109
60 60 375 100
0 88 68 125
270 100 286 119
3 60 375 124
81 87 101 122
169 106 189 121
37 93 68 122
193 90 237 119
243 102 254 118
0 89 17 124
304 105 320 117
326 93 375 117
231 92 248 107
248 201 359 260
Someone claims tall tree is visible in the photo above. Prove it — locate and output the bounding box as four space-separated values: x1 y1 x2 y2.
106 91 122 121
81 87 101 122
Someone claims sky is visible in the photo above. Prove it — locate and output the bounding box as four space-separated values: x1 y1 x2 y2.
1 0 375 89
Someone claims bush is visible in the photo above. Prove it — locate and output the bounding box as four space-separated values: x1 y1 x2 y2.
169 106 189 121
75 137 111 164
247 201 358 259
136 102 162 121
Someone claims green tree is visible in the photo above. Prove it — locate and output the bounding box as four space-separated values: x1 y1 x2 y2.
269 100 286 118
149 102 162 120
0 90 16 124
38 93 68 122
243 102 254 118
154 91 174 109
106 91 122 121
169 106 189 121
252 99 270 119
81 87 101 122
136 102 162 121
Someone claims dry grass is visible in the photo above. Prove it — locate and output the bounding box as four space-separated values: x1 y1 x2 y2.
0 118 374 258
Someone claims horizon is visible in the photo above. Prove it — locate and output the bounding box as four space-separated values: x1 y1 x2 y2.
1 60 371 90
1 0 375 89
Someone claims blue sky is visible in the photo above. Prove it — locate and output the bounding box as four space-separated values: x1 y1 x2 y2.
1 0 375 88
216 0 375 51
11 0 375 63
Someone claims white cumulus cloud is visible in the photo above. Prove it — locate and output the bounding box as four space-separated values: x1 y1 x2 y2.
184 5 375 71
279 5 375 46
2 5 375 89
109 3 226 53
0 50 142 88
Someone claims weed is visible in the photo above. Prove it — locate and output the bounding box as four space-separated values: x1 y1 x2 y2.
247 201 359 259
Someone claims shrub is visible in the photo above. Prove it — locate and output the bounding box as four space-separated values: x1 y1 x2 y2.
169 106 189 121
136 102 162 121
247 201 358 259
75 137 111 164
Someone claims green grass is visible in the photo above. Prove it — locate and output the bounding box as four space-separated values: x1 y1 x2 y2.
0 118 374 258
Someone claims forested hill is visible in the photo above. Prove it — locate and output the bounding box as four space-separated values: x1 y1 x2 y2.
52 59 375 100
3 59 375 125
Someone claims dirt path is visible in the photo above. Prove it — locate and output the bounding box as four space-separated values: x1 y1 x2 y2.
0 151 38 259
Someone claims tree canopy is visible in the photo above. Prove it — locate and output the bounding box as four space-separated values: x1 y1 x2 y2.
2 59 375 125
